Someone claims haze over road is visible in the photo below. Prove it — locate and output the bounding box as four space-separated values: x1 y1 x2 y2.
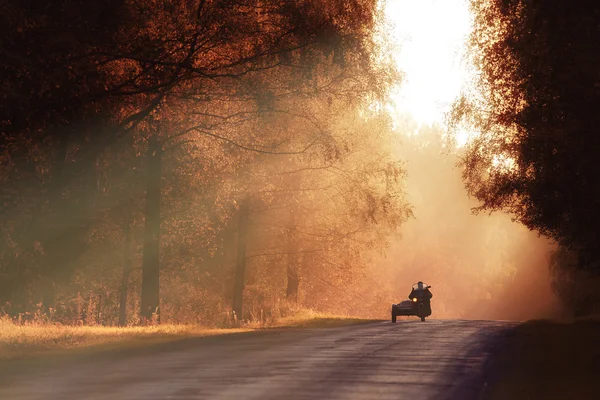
1 320 515 400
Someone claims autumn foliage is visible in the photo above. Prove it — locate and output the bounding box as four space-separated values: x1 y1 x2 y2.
0 0 409 325
449 0 600 314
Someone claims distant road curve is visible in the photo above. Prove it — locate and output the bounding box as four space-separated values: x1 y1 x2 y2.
0 320 515 400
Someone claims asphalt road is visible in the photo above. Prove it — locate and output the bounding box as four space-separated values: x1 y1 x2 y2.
0 320 515 400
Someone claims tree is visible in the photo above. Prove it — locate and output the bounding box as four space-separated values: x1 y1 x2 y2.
123 0 397 322
0 0 406 324
449 0 600 273
234 108 410 319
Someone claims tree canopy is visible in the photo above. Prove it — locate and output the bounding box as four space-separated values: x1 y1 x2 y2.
0 0 408 324
449 0 600 273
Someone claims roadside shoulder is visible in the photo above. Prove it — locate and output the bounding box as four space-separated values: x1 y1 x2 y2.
480 319 600 400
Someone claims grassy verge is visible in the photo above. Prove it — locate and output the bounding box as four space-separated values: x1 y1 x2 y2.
0 319 251 360
0 311 375 361
483 319 600 399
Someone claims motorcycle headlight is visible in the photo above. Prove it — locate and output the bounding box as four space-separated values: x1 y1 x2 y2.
412 298 418 302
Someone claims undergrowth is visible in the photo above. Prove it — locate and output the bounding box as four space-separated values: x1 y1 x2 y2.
0 308 373 360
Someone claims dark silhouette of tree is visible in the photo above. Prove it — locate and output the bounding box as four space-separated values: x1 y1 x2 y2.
450 0 600 274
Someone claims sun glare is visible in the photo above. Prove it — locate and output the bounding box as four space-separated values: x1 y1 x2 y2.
491 153 517 173
385 0 472 129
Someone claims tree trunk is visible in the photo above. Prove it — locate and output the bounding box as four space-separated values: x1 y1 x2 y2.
40 133 70 313
286 207 300 301
232 197 250 321
40 280 56 314
118 199 133 326
97 291 103 325
140 134 162 322
286 260 300 301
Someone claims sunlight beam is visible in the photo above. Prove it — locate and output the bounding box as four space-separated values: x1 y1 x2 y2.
385 0 472 128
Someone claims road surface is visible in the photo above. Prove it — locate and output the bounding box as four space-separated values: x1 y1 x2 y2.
0 320 514 400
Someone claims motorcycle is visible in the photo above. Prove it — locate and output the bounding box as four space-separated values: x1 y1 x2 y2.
391 283 432 322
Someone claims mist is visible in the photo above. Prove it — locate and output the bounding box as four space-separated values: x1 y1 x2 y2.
374 121 563 321
0 0 568 327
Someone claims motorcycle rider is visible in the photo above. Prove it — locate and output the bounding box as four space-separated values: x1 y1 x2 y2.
391 281 433 323
408 281 433 311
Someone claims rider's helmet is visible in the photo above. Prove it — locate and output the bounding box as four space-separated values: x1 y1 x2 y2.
417 281 424 290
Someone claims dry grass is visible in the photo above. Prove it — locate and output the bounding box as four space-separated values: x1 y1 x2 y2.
0 317 250 360
0 311 375 360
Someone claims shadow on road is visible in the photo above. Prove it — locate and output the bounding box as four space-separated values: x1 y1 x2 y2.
477 319 600 400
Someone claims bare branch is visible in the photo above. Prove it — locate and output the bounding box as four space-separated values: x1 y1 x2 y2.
162 140 196 152
246 248 323 259
179 127 318 155
276 164 335 175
